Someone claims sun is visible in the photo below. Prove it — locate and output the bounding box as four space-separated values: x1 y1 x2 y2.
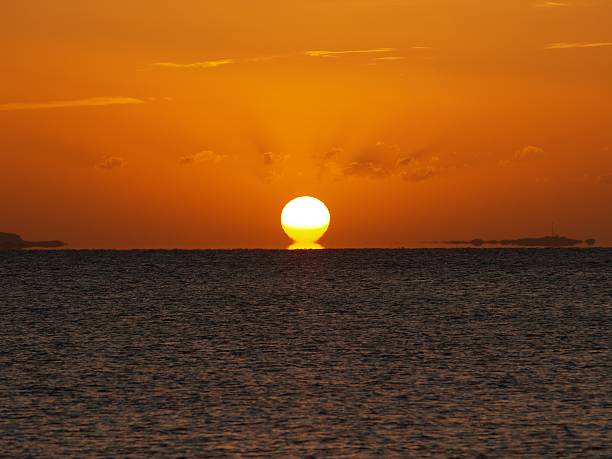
281 196 330 248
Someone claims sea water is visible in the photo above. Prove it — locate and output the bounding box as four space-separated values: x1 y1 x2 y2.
0 249 610 457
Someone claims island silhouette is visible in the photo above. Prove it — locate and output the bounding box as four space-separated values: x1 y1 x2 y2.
443 235 596 247
0 232 66 250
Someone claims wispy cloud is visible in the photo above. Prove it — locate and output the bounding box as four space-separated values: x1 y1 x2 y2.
152 59 234 69
515 145 544 159
0 97 145 112
152 49 400 70
304 48 395 58
97 156 125 170
179 150 227 165
546 42 612 49
535 2 569 8
375 56 405 61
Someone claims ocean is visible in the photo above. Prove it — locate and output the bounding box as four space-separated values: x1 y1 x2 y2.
1 249 610 457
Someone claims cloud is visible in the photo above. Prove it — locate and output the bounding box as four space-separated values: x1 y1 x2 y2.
260 151 289 182
314 146 342 168
152 59 234 69
314 147 345 180
97 156 125 170
499 145 545 166
0 97 145 112
179 150 227 165
546 42 612 49
151 48 401 71
601 175 612 185
321 142 440 182
304 48 395 58
375 56 405 61
515 145 544 159
344 161 389 178
342 142 397 178
322 147 343 162
396 156 441 182
262 151 288 166
535 2 569 7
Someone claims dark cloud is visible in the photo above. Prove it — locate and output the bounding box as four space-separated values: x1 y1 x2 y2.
322 146 342 162
97 156 125 170
260 151 289 182
342 142 398 179
397 156 440 182
515 145 544 159
313 147 345 180
262 151 287 166
179 150 226 165
499 145 545 166
320 142 441 182
343 161 389 178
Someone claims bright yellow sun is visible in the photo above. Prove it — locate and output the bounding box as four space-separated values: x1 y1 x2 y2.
281 196 330 249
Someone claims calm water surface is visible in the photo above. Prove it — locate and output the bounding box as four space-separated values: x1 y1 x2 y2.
1 249 610 457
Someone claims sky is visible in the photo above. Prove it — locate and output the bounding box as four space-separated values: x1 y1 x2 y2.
1 0 611 248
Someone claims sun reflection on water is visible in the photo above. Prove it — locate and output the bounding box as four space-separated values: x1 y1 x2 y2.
288 242 324 250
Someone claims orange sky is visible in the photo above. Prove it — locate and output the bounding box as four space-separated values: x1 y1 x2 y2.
1 0 611 248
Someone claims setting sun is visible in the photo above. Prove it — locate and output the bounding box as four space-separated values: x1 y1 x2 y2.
281 196 330 248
